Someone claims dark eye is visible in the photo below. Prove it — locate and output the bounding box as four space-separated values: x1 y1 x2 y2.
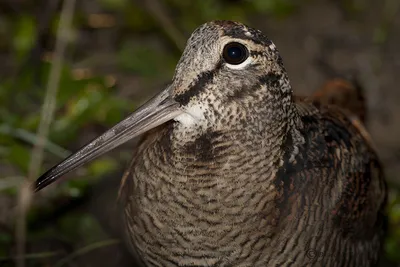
222 42 249 65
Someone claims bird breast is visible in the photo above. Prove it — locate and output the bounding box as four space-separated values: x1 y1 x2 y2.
123 122 287 266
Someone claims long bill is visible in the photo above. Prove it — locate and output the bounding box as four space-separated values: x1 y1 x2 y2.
34 87 182 192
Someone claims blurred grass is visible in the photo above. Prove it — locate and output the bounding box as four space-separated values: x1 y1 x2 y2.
0 0 399 266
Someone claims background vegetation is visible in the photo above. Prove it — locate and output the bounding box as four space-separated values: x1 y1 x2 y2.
1 0 400 266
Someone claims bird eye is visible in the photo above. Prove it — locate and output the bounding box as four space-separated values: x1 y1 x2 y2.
222 42 249 65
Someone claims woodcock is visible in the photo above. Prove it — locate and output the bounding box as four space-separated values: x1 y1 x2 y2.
35 21 387 267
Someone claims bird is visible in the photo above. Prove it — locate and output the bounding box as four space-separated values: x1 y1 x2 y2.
34 20 387 267
310 77 367 124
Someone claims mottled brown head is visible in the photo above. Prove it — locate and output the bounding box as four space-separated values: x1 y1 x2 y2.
170 20 294 133
34 20 299 191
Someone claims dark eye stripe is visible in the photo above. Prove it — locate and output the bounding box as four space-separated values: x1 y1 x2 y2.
175 61 223 106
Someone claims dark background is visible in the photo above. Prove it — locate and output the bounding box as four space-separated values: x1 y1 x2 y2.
1 0 400 266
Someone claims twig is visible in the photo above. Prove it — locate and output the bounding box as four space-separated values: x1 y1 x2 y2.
27 0 75 181
54 239 120 267
15 1 76 267
0 124 70 159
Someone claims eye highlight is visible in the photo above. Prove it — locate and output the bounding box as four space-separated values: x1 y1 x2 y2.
222 42 249 65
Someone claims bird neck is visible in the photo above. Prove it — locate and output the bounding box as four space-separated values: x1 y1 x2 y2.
166 96 304 184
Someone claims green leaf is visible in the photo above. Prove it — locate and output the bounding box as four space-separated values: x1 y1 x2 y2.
13 15 36 61
87 158 118 176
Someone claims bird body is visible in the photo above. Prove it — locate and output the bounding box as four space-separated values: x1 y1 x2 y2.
121 99 386 267
35 21 387 267
311 78 367 124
